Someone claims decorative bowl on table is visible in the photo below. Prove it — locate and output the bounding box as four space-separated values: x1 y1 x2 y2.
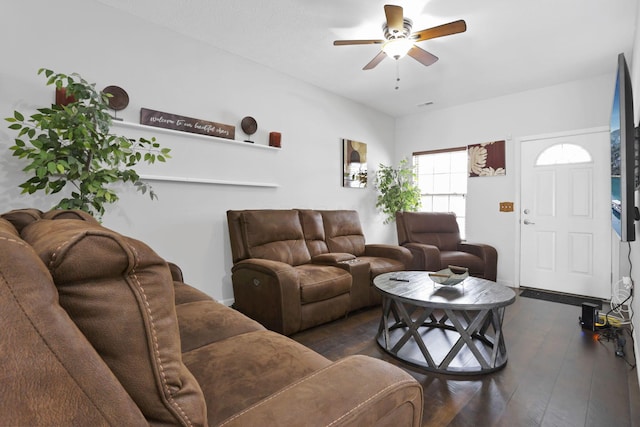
428 266 469 286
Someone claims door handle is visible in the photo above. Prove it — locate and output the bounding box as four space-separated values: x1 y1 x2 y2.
523 219 535 225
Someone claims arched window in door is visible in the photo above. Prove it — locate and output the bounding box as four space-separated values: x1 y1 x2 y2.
535 143 592 166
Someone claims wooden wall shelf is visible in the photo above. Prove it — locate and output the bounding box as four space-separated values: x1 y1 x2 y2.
139 174 279 188
112 121 280 151
112 121 280 188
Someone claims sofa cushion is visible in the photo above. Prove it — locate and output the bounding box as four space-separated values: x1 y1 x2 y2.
0 218 147 426
42 208 100 222
173 279 214 305
21 219 207 427
0 208 43 232
400 211 461 251
320 210 366 256
241 210 312 266
298 209 330 256
296 264 352 304
440 251 485 274
176 298 265 353
182 330 331 426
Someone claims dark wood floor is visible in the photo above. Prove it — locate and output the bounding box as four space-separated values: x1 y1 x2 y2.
291 293 640 427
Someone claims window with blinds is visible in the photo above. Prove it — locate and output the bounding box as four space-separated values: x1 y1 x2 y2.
413 147 467 238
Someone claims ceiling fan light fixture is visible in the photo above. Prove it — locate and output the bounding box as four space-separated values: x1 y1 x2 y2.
382 38 414 59
333 5 466 70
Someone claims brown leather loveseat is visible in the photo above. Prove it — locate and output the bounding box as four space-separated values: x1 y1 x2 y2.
0 208 423 426
227 209 412 335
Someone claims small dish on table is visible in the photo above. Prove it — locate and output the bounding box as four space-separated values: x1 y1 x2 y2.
429 265 469 286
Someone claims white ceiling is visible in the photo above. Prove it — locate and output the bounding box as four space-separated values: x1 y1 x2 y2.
97 0 638 117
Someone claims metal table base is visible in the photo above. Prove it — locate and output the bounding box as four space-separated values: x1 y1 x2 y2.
374 272 516 375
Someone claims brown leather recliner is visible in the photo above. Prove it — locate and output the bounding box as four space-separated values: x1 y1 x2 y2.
396 211 498 281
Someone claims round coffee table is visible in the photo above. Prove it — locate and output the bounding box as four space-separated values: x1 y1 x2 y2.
374 271 516 375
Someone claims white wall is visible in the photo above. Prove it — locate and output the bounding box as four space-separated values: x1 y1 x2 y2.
0 0 395 303
395 74 615 287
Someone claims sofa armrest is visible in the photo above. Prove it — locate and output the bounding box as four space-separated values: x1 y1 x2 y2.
167 261 184 282
401 242 441 271
231 259 302 335
219 355 423 427
364 244 413 268
459 242 498 281
232 257 297 274
311 254 368 284
311 252 356 264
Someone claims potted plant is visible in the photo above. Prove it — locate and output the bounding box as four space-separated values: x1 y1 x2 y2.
374 158 422 224
5 68 170 219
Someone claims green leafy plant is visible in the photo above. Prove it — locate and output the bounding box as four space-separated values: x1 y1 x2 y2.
374 158 422 224
5 68 171 218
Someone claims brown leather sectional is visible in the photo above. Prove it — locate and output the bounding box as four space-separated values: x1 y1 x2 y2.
227 209 413 335
0 208 423 426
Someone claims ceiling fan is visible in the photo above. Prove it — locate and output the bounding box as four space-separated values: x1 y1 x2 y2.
333 4 466 70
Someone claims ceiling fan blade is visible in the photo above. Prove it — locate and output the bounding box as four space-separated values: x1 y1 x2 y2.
384 4 404 33
334 39 385 46
407 46 439 67
363 51 387 70
413 20 467 42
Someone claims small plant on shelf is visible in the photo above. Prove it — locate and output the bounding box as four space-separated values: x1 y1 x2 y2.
374 158 422 224
5 68 171 218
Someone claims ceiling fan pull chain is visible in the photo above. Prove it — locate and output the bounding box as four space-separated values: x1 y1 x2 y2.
395 60 401 90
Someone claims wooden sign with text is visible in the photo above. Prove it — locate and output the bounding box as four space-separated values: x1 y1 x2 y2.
140 108 235 140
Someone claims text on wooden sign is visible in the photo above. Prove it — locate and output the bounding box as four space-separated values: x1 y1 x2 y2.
140 108 235 140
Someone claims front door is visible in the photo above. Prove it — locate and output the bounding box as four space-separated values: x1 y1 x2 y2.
519 129 611 298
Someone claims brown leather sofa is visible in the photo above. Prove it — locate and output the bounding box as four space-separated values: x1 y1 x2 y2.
227 209 412 335
0 208 423 426
396 211 498 281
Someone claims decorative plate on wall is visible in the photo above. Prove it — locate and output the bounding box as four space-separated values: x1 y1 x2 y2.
102 85 130 111
241 116 257 143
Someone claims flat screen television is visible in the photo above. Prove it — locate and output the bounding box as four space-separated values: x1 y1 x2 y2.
610 52 638 242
